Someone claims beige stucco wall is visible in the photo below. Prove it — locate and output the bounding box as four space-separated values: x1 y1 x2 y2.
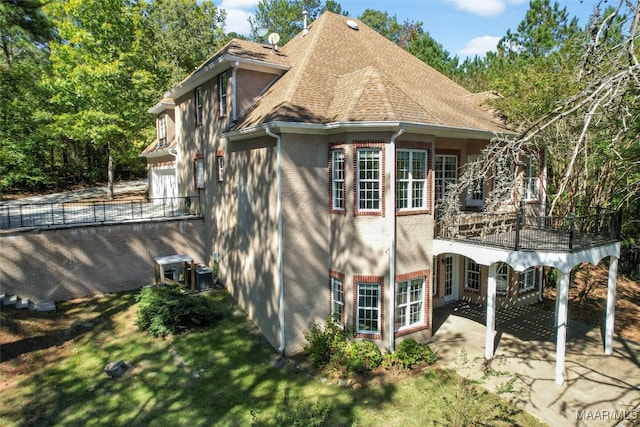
0 219 205 303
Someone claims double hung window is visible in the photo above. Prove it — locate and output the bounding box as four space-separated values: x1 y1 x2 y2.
520 267 536 293
434 154 457 201
331 276 344 325
331 149 345 210
357 283 380 334
395 278 424 331
194 87 203 126
396 149 427 210
465 258 480 291
357 148 381 212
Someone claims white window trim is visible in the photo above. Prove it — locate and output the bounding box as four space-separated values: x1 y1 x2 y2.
158 114 167 146
356 283 381 334
524 155 539 201
194 157 204 189
356 148 382 213
465 258 480 291
465 154 484 207
496 262 509 296
435 154 458 201
520 267 536 293
397 149 428 211
331 276 344 325
219 72 228 117
395 277 425 331
331 149 345 211
195 87 203 126
216 155 224 182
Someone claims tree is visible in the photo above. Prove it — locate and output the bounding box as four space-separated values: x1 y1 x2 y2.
0 0 54 193
249 0 322 44
143 0 228 87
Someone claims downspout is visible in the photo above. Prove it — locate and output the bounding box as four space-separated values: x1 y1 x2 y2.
388 127 405 353
232 62 239 122
266 127 285 354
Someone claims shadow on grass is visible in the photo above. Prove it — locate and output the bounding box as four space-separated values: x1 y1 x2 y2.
0 290 542 426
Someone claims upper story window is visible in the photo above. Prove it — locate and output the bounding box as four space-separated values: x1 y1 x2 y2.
435 154 458 201
356 147 382 213
158 114 167 146
466 154 484 207
216 152 224 182
524 155 539 201
194 86 203 126
218 72 228 117
330 148 345 211
194 155 204 189
396 149 427 211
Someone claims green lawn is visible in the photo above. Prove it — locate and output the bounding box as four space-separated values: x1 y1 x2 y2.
0 289 546 426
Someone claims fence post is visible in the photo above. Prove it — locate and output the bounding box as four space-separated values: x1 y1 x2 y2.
569 214 575 250
515 206 522 251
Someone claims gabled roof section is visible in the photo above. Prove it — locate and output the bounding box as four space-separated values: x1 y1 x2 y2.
231 12 508 134
165 38 291 101
140 135 177 159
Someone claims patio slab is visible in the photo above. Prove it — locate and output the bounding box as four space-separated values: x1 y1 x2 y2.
429 303 640 427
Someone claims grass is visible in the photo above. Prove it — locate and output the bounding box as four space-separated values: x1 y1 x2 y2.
0 289 546 426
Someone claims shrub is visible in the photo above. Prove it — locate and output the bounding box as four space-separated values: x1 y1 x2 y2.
382 338 436 371
302 319 353 368
252 387 332 426
136 284 221 337
342 340 383 374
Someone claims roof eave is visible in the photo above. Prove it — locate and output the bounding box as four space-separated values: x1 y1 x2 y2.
223 121 514 141
165 55 290 101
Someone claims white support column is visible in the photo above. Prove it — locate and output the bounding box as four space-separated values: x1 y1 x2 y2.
486 263 497 360
605 256 618 355
555 270 570 385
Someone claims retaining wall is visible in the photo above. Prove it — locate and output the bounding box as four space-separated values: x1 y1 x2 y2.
0 219 205 303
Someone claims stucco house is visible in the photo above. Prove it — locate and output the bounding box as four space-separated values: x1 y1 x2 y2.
141 12 621 385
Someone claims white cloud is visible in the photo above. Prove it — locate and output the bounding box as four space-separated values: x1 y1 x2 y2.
218 0 259 35
446 0 526 17
458 35 501 57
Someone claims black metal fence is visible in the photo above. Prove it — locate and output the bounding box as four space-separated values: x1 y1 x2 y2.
0 195 201 230
436 203 622 252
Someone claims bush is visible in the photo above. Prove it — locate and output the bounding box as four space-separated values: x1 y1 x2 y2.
302 319 353 368
135 284 221 337
382 338 436 371
342 340 383 374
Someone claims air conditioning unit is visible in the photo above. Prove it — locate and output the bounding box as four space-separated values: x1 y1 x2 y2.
195 267 214 290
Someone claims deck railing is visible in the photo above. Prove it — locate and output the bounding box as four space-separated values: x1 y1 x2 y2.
0 195 201 230
436 203 622 252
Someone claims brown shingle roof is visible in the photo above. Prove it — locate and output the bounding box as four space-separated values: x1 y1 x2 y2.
232 11 507 133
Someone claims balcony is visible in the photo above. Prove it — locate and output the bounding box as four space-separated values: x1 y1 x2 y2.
435 203 622 253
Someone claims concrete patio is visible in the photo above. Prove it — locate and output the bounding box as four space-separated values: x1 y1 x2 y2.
429 302 640 426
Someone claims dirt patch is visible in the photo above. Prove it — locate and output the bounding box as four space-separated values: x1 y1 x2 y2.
540 264 640 342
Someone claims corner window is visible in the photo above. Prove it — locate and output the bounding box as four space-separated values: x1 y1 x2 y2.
435 154 458 201
356 147 382 213
396 149 427 210
158 114 167 146
356 283 381 334
524 155 539 201
216 153 224 182
465 258 480 292
194 155 204 189
520 267 536 293
218 72 228 117
330 148 345 211
330 274 344 325
395 277 425 331
195 86 203 126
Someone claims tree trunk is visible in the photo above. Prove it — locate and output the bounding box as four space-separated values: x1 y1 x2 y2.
107 147 114 200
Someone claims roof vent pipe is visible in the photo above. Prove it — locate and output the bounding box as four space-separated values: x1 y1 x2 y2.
302 10 309 37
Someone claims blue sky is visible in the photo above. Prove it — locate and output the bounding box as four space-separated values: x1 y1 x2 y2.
216 0 599 58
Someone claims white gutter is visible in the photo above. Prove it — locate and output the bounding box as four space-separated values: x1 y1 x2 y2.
223 121 512 142
265 127 286 354
388 127 404 353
